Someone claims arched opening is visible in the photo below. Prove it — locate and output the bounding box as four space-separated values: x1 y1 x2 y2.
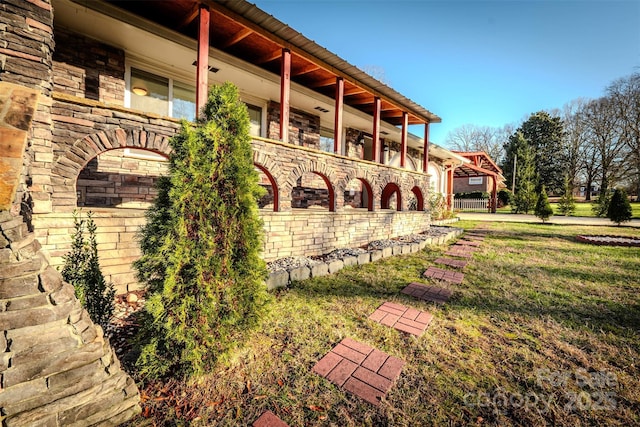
343 178 373 211
409 186 424 211
291 171 335 212
76 147 168 209
381 183 402 211
255 164 279 211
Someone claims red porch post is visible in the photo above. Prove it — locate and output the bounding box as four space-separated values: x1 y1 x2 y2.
400 112 408 168
372 96 381 163
334 77 344 154
491 174 498 213
422 122 430 172
195 4 210 116
447 167 454 210
280 48 291 143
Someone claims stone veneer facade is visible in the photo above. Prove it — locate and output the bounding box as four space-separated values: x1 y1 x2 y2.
0 0 140 425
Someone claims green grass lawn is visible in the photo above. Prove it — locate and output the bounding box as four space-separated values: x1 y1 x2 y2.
128 222 640 426
496 202 640 218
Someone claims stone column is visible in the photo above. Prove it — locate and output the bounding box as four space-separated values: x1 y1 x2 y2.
1 1 140 424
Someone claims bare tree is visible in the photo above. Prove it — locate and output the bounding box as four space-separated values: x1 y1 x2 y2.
583 97 629 194
445 124 507 164
607 72 640 198
561 99 590 191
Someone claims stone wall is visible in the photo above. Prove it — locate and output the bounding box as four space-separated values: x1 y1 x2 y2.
77 149 167 208
52 26 126 105
261 210 430 261
1 1 140 424
267 100 321 148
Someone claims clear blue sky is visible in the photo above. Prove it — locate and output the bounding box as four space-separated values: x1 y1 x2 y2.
252 0 640 146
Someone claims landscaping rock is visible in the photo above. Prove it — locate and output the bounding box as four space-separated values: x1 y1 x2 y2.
370 250 383 262
342 256 357 267
327 259 344 274
310 263 329 278
289 266 310 282
266 270 289 290
357 252 370 265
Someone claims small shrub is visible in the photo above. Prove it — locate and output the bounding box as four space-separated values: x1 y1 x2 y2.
61 210 115 329
592 191 611 217
497 189 513 207
607 188 632 225
428 192 448 220
454 191 489 199
557 176 576 216
534 186 553 222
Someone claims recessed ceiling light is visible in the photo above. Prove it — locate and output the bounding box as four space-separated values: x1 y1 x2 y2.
132 86 148 96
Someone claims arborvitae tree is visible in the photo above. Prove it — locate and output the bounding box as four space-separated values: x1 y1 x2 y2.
557 175 576 216
507 132 538 213
592 191 611 217
62 210 115 329
534 186 554 222
607 188 633 226
134 82 269 379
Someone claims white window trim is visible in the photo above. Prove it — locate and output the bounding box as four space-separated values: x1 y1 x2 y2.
241 93 268 138
125 60 195 119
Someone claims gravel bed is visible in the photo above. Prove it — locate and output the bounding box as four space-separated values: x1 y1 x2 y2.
267 256 321 273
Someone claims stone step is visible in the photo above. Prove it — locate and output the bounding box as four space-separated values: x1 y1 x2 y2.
423 266 465 284
253 410 289 427
312 338 404 406
369 301 433 336
401 282 453 304
434 257 468 269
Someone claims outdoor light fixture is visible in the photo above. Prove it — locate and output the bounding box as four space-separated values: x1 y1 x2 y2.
132 86 148 96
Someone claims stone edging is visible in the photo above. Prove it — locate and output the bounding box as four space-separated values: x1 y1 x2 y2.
431 217 460 226
575 235 640 247
266 228 464 290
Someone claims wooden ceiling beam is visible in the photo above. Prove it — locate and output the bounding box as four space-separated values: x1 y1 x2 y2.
309 77 337 88
220 27 253 48
292 63 320 76
176 3 201 29
344 87 367 96
256 49 283 64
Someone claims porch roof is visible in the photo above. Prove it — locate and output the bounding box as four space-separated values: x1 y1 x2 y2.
100 0 441 127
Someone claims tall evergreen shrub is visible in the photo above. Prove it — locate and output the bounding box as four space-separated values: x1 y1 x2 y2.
607 188 632 226
134 83 269 379
534 186 554 222
61 210 115 329
557 176 576 216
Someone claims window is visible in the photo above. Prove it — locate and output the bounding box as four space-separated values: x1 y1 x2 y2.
319 128 334 153
128 67 196 122
246 103 262 137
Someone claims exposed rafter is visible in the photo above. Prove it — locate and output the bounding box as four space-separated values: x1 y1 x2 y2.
220 27 252 48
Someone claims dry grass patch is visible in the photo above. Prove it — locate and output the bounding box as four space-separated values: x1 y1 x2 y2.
126 221 640 426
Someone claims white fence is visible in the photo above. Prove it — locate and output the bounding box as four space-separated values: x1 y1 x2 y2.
454 198 489 211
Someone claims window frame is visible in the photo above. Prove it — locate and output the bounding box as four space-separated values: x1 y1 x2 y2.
125 62 196 121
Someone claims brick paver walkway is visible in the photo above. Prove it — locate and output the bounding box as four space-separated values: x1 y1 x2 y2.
464 234 485 241
453 243 477 251
456 240 481 247
434 257 468 269
312 338 404 405
253 410 289 427
401 282 453 304
369 301 433 336
423 266 465 283
444 250 473 258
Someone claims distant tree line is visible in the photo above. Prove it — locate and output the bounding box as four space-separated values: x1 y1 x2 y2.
445 72 640 211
